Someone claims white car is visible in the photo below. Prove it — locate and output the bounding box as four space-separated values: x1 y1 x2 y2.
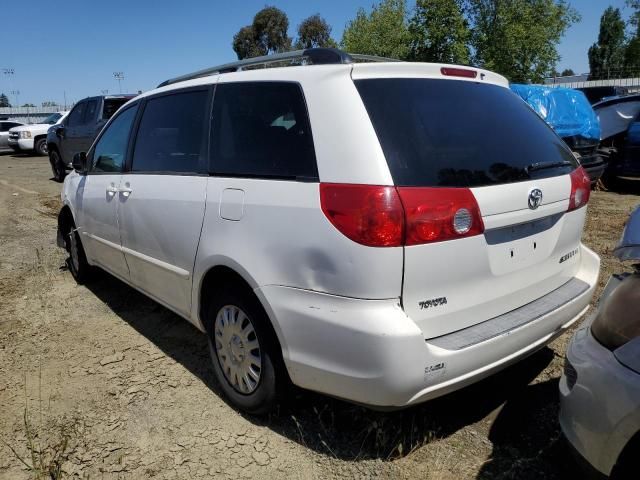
8 111 69 155
560 206 640 479
56 48 599 414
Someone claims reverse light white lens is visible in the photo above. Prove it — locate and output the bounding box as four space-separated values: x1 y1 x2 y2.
575 189 584 207
453 208 472 234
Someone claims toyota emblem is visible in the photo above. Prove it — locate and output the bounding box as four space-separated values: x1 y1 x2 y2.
528 189 543 210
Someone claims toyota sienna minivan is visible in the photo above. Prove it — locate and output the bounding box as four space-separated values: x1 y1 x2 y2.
57 48 600 413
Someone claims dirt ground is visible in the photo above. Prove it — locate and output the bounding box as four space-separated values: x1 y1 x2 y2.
0 153 638 480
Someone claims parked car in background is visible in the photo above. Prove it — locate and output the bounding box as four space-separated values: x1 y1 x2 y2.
511 84 605 186
47 94 136 181
0 119 24 151
594 94 640 185
578 86 629 105
560 205 640 480
7 112 68 156
56 48 599 414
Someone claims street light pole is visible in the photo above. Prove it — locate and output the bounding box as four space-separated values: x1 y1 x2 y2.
10 90 20 108
113 72 124 94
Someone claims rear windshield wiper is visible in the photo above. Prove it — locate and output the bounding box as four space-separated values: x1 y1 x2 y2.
525 160 573 174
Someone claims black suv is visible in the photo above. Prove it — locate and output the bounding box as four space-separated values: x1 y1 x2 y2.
47 94 136 181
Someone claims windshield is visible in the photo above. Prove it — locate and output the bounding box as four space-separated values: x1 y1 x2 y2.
43 113 63 125
355 78 578 187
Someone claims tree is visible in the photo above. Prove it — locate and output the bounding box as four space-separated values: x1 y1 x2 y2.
466 0 580 83
408 0 470 64
628 0 640 31
41 101 59 107
21 103 36 107
560 68 575 76
588 7 626 79
232 6 292 60
341 0 410 59
0 94 10 108
232 26 266 59
625 1 640 75
295 14 337 49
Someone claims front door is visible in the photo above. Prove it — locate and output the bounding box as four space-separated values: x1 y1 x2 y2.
117 89 210 317
76 104 139 280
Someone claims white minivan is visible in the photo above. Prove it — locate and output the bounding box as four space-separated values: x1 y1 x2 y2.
57 49 600 414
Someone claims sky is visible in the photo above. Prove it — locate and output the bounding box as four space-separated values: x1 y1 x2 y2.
1 0 635 106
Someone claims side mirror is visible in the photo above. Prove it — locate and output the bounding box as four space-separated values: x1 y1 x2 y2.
56 126 65 138
72 152 87 172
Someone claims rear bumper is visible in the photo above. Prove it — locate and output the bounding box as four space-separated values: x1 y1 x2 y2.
256 244 600 408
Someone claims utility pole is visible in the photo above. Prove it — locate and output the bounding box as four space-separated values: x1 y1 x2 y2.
113 72 124 94
10 90 20 108
2 68 15 108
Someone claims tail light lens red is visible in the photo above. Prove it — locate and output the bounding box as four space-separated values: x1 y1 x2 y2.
320 184 404 247
398 187 485 245
320 184 484 247
568 166 591 211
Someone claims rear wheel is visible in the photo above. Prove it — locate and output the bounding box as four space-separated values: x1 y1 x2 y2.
205 285 282 414
34 138 48 156
49 149 66 182
66 222 91 284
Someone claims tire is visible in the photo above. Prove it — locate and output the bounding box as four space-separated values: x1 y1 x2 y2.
34 138 48 156
49 149 66 182
205 285 283 414
66 222 91 284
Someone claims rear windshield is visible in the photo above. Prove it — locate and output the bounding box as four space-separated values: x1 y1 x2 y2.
103 98 131 120
355 78 577 187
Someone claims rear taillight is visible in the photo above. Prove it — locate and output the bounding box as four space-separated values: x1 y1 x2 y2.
319 184 484 247
440 67 478 78
397 187 484 245
568 166 591 211
320 184 404 247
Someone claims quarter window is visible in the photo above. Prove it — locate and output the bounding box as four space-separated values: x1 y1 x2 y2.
131 90 209 173
210 82 317 180
90 105 138 173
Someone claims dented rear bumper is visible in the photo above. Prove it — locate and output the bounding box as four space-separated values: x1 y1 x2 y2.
255 244 600 408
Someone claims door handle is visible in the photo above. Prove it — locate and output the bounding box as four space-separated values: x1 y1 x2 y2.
106 184 118 195
119 186 132 198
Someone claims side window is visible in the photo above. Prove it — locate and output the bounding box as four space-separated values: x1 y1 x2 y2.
210 82 317 180
90 105 138 173
131 90 208 173
83 99 98 125
0 123 9 132
67 102 86 127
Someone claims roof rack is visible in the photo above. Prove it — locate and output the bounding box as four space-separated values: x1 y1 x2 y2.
157 48 400 88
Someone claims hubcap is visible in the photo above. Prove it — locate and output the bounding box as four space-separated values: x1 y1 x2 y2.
214 305 262 394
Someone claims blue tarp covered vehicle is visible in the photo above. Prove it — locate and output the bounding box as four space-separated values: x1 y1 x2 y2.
511 84 605 185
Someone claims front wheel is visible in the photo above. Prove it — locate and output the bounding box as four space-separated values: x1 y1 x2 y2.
206 286 283 414
34 138 48 156
49 149 66 182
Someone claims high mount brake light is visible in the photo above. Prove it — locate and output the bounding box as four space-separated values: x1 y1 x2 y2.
568 166 591 211
319 184 484 247
440 67 478 79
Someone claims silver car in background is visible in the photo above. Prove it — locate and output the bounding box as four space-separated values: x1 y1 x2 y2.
560 205 640 479
0 119 24 150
